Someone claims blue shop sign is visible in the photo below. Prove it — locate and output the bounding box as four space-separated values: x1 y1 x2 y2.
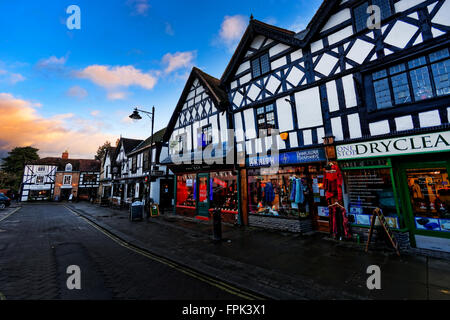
247 148 326 167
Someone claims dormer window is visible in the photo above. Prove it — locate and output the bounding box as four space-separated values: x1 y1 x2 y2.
65 163 72 172
251 53 270 78
353 0 392 33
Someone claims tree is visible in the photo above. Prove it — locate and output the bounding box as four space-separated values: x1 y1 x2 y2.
95 141 112 161
1 146 40 192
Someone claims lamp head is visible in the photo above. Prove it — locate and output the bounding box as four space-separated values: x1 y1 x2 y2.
129 108 142 120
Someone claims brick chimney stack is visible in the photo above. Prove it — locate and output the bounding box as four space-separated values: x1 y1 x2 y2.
62 150 69 159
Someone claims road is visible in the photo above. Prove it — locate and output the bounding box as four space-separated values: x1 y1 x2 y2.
0 204 244 300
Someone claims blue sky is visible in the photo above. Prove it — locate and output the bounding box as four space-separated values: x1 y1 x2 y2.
0 0 322 158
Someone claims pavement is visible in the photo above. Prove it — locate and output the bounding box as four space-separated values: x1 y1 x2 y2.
61 201 450 300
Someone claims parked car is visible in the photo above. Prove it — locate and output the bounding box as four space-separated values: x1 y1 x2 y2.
0 193 11 209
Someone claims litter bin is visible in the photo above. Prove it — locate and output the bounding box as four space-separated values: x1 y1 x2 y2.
212 209 222 241
129 201 144 221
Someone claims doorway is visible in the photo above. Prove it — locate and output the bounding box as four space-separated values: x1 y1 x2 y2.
197 173 210 218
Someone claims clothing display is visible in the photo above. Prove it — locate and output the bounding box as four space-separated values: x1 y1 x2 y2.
329 205 351 239
264 182 275 203
324 163 343 201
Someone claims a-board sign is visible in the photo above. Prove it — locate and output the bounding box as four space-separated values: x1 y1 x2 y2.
365 208 400 256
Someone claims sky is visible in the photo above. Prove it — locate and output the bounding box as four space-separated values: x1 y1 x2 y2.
0 0 322 159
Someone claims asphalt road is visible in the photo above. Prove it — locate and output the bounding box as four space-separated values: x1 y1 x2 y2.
0 204 240 300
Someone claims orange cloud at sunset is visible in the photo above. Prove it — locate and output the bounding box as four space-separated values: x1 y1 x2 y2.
0 93 116 159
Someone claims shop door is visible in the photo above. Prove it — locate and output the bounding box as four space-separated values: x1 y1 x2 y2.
160 178 174 209
197 173 210 217
400 162 450 250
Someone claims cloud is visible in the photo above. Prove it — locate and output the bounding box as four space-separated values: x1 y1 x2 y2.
162 51 196 74
36 55 67 69
0 93 116 159
127 0 150 16
218 15 247 50
107 91 128 100
67 86 88 99
77 65 157 90
0 69 25 84
90 110 100 117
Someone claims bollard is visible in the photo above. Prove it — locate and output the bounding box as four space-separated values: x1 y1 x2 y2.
212 209 222 242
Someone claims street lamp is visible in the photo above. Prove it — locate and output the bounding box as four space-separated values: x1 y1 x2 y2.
129 106 155 213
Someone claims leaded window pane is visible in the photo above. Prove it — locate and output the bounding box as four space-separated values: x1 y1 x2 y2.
251 58 261 78
373 78 392 109
430 48 449 62
372 69 387 80
389 63 406 75
260 54 270 74
432 59 450 96
408 56 426 69
391 73 411 104
372 0 392 20
410 66 433 100
354 2 369 33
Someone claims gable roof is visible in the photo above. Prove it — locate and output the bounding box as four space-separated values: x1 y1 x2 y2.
163 67 230 142
220 0 341 85
28 157 100 172
220 18 299 85
120 138 143 154
128 128 166 156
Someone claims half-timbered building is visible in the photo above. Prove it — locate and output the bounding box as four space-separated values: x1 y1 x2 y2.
124 128 174 209
111 137 143 207
221 0 450 251
99 146 116 202
21 161 57 201
162 67 239 223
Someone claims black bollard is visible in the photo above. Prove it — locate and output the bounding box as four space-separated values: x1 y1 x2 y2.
212 209 222 242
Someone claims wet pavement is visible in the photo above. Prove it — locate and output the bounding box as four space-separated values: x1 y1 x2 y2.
0 204 242 300
65 202 450 300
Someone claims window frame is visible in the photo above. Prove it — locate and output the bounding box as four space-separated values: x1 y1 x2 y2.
368 48 450 112
36 176 44 184
255 103 277 135
200 124 213 149
250 52 271 79
131 155 137 173
63 175 72 186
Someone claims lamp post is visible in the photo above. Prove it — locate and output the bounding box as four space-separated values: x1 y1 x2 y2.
129 106 155 212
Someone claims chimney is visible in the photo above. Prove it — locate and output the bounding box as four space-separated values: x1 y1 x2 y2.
62 150 69 159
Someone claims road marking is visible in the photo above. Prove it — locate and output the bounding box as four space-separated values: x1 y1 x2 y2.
0 291 6 300
64 206 266 300
0 207 21 223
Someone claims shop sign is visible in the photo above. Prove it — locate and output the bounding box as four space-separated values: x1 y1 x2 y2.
247 148 326 167
336 131 450 160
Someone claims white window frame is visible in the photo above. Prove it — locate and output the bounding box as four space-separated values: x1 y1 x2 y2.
63 175 72 186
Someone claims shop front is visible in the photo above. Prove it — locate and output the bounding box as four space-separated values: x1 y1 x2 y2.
336 130 450 252
245 148 328 233
175 166 238 223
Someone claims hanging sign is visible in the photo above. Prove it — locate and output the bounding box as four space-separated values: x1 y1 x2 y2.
336 131 450 160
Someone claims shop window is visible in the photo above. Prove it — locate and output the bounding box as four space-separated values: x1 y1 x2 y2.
368 48 450 110
29 190 51 200
210 171 238 212
36 176 44 184
353 0 392 33
406 168 450 232
256 103 277 135
37 166 45 172
342 168 399 228
176 174 196 208
251 53 270 78
247 165 326 218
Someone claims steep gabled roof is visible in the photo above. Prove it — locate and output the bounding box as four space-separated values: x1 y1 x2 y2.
220 0 341 85
128 128 166 156
120 138 143 154
163 67 230 142
220 18 299 85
